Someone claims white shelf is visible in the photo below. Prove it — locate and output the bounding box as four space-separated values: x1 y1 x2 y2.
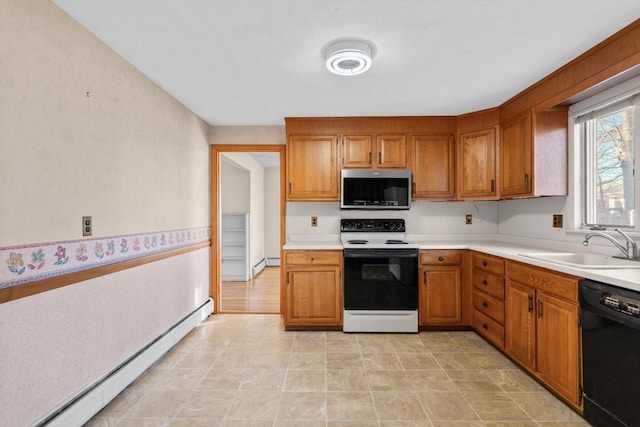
221 213 250 281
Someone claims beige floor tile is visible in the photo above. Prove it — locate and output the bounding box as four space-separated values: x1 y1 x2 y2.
116 418 172 426
379 421 434 427
225 390 280 420
93 388 146 418
275 420 326 427
509 392 586 422
431 352 481 370
153 348 188 369
258 338 294 353
283 369 326 391
533 422 591 426
199 368 247 390
251 352 292 369
241 368 286 390
357 337 395 353
176 389 236 418
483 422 538 427
226 338 263 352
387 336 428 353
83 416 121 427
396 352 440 369
149 368 208 390
287 351 326 369
173 351 221 369
371 391 428 421
170 419 224 427
293 337 327 352
465 350 518 370
429 422 483 427
276 391 327 421
446 369 503 392
420 338 463 353
326 339 361 353
361 353 402 370
127 389 193 418
463 391 532 421
406 369 456 392
416 391 480 421
484 369 545 392
327 352 364 369
327 368 370 391
213 352 256 369
327 391 377 420
328 422 380 427
224 419 277 426
367 370 413 391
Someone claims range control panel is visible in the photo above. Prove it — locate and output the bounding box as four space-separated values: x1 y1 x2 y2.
340 218 405 232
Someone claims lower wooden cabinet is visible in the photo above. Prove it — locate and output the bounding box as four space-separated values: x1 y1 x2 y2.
471 252 505 349
419 250 463 326
283 250 343 328
505 261 582 409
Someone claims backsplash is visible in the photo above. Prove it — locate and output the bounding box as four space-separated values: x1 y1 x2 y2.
1 227 210 289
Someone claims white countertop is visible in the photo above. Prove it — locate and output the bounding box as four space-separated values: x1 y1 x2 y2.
284 237 640 292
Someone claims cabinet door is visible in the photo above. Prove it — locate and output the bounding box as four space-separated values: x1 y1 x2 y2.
412 135 455 199
536 292 581 406
287 135 339 200
419 266 462 325
500 111 533 197
458 128 497 199
285 266 342 325
376 134 408 168
343 135 373 168
505 280 536 371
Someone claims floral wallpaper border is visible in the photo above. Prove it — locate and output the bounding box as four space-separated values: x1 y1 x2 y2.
1 227 210 289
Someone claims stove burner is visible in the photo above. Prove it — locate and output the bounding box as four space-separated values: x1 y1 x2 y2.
347 239 368 244
386 239 408 244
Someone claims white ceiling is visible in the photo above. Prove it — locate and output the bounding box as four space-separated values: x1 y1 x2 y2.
53 0 640 126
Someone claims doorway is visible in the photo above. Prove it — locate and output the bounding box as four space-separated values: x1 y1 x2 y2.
211 145 286 314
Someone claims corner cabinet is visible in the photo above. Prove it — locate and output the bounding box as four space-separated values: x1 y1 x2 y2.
505 261 582 410
342 134 407 168
419 250 464 326
286 135 340 201
457 127 498 200
499 107 568 198
412 134 456 200
283 250 343 329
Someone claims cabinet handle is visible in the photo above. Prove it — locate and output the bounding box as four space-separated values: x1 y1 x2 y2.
482 279 488 286
378 152 382 164
438 256 445 262
368 152 372 165
286 272 290 285
524 173 530 191
490 179 495 193
289 182 292 195
482 260 488 267
482 323 488 330
528 295 533 312
423 271 427 285
482 301 488 308
538 300 543 318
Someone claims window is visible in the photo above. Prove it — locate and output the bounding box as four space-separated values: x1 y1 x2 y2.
575 84 639 231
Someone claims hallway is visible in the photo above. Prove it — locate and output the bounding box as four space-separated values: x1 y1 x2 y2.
220 267 280 313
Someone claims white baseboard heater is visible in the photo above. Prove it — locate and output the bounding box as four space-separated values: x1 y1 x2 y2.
38 298 214 427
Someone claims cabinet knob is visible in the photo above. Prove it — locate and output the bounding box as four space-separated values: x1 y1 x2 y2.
482 323 488 330
482 260 488 267
482 279 488 286
482 301 488 308
438 256 445 262
311 257 315 261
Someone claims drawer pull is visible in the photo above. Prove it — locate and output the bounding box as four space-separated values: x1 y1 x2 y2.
528 295 533 312
438 256 445 262
482 323 488 330
538 300 543 318
482 279 488 286
482 301 488 308
482 260 488 267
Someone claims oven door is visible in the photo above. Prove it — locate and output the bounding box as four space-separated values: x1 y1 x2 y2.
343 248 418 310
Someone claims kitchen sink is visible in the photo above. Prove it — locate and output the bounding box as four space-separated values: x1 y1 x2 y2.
519 252 640 269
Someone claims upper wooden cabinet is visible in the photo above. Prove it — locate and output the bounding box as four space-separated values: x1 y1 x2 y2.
458 127 498 200
286 135 340 201
412 135 455 200
499 108 568 198
342 134 407 168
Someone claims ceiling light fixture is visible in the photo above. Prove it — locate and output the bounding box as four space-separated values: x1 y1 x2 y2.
325 40 372 76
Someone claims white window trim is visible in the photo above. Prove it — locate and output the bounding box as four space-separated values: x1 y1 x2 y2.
567 77 640 236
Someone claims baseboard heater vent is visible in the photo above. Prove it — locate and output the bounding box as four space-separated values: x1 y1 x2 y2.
266 257 280 267
38 298 214 427
252 258 266 277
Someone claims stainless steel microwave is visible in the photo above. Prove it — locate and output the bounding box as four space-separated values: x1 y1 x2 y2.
341 169 411 210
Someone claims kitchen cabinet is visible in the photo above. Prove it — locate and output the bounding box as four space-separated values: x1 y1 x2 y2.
505 261 582 409
471 252 505 349
286 135 340 201
499 107 568 198
412 134 456 200
419 250 463 326
283 250 343 329
342 134 407 168
457 127 498 200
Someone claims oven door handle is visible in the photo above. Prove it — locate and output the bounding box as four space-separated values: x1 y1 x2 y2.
343 249 419 258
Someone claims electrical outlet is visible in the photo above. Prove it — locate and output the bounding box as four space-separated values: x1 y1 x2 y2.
465 214 473 225
311 216 318 227
553 214 563 228
82 216 92 236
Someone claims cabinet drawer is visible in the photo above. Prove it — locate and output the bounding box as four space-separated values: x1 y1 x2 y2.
420 250 462 265
473 310 504 349
472 268 504 299
472 290 504 324
472 253 504 276
506 261 578 301
285 250 342 265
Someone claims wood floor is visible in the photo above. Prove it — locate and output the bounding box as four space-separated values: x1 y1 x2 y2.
220 266 280 313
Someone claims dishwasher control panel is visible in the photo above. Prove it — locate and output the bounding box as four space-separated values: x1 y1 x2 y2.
601 293 640 318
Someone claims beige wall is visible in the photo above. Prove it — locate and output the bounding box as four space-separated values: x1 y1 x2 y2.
210 125 285 145
0 0 210 247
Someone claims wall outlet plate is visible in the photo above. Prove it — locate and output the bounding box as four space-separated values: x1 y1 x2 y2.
311 216 318 227
82 216 92 236
465 214 472 225
553 214 563 228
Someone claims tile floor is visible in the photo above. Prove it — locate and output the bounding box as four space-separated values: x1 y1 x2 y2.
87 314 590 426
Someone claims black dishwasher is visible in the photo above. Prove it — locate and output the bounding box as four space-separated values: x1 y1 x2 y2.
580 279 640 427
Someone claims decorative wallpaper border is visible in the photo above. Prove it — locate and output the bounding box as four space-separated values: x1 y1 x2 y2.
0 227 210 289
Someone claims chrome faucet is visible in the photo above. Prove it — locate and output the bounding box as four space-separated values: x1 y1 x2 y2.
583 228 639 261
